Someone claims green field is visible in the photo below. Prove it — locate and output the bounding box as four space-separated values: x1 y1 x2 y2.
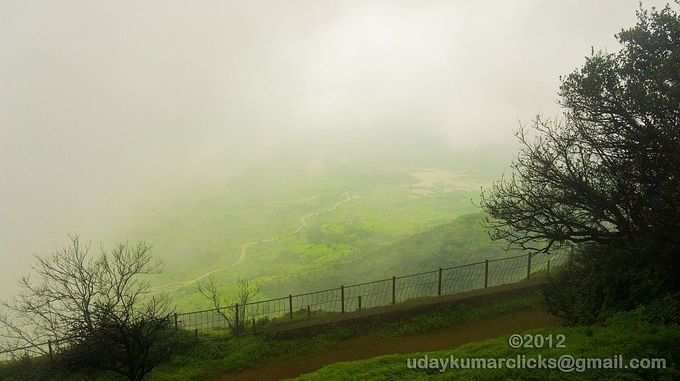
112 137 516 311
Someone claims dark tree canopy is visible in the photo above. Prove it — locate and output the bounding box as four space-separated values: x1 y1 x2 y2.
481 4 680 257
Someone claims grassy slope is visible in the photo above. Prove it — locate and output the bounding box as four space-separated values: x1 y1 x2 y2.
148 289 547 381
6 285 676 381
262 212 514 295
293 312 680 381
0 288 545 381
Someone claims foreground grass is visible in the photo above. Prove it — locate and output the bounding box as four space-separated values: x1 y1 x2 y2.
0 289 543 381
292 310 680 381
151 289 544 381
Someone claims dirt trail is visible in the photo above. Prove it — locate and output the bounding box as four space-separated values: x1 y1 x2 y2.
234 192 358 265
150 193 358 292
217 308 559 381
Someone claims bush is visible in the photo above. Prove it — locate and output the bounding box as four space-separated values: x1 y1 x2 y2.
543 243 670 325
64 313 180 381
637 293 680 326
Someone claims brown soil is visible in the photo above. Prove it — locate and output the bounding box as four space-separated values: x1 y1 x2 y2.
217 308 559 381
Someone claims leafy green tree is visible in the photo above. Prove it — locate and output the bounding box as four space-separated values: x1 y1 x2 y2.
482 3 680 275
482 4 680 323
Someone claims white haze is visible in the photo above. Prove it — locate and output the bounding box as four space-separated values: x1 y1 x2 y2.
0 0 666 298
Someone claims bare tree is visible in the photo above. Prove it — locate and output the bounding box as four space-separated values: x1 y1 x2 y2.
197 277 258 334
0 236 175 381
1 236 100 352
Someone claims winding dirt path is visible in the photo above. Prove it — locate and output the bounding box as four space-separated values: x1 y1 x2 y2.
235 192 358 265
150 193 359 292
216 308 559 381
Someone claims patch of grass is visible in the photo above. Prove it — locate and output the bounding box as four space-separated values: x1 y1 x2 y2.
254 212 514 297
378 291 543 337
149 289 545 380
292 310 680 381
1 288 543 381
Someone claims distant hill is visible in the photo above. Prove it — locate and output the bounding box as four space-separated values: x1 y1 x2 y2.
260 213 514 295
360 212 514 275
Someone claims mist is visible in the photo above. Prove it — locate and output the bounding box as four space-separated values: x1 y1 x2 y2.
0 0 665 299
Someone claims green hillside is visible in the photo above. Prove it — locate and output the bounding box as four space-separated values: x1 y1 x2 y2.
262 213 514 296
293 310 680 381
116 140 515 311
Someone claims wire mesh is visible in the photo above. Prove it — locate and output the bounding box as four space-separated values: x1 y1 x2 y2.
343 278 394 312
0 336 71 362
292 288 342 316
487 254 530 287
243 296 290 325
441 262 486 295
0 343 46 362
2 251 574 358
395 270 438 303
176 306 235 333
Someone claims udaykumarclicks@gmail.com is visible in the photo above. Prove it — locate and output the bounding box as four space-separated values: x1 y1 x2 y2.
405 354 668 373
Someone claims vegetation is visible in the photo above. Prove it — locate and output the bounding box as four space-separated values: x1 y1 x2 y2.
261 212 515 295
0 287 545 381
543 243 674 324
197 278 259 335
0 237 177 381
3 3 678 381
482 3 680 323
292 307 680 380
114 139 510 311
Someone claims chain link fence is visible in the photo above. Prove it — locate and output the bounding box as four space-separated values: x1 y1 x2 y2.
174 252 567 334
0 336 74 362
1 252 567 361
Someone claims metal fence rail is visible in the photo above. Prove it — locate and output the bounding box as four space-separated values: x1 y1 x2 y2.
176 251 567 333
0 336 73 362
1 251 568 361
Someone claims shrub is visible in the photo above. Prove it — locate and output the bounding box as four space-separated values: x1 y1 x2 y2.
543 243 669 325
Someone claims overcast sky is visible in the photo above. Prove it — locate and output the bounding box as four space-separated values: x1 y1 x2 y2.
0 0 667 298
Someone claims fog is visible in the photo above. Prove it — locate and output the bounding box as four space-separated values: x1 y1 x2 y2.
0 0 665 298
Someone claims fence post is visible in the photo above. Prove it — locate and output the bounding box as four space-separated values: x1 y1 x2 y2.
391 276 396 305
437 268 443 296
234 303 240 336
252 318 256 334
163 254 577 341
307 305 311 319
526 253 532 280
340 285 345 313
48 340 53 361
